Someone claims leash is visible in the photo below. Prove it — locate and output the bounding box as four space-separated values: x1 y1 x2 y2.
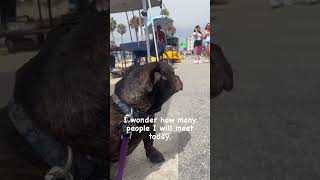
115 107 136 180
112 93 151 180
7 97 107 179
45 146 74 180
115 136 129 180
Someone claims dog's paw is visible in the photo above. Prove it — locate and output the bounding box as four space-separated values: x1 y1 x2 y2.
146 147 165 163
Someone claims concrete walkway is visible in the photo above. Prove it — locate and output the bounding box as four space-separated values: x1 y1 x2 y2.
213 1 320 179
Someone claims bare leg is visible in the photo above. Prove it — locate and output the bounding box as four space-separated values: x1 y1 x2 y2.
206 45 210 59
198 47 202 63
208 44 210 59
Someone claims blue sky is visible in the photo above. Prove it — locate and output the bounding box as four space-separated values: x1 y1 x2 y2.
110 0 210 45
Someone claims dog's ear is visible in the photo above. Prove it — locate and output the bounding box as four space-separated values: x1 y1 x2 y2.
142 69 167 92
153 72 167 85
222 59 233 92
139 63 165 93
211 44 234 97
143 62 181 93
139 62 182 113
215 44 233 92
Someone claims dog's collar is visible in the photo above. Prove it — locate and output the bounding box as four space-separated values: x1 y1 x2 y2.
7 97 106 179
112 93 150 118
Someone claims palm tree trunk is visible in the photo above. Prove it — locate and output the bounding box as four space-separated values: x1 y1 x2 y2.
138 10 143 40
135 29 139 42
125 12 133 42
121 35 123 44
132 11 139 43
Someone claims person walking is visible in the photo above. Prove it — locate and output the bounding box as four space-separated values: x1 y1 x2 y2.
193 25 203 64
203 23 211 62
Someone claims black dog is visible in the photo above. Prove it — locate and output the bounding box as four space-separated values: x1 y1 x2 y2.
109 62 183 163
211 43 234 98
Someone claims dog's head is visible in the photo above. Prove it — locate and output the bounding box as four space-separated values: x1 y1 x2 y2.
115 62 183 114
211 44 234 98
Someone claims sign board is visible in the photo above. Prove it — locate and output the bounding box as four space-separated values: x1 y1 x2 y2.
179 42 187 47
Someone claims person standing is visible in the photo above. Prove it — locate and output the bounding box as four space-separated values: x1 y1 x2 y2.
193 25 203 64
155 25 166 61
155 25 166 42
203 23 211 62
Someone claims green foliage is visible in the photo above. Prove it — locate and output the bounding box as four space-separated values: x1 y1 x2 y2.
165 22 176 35
110 17 117 32
160 9 170 16
117 23 127 35
129 16 144 31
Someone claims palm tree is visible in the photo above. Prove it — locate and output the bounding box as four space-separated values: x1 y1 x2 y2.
160 9 171 37
110 17 117 43
125 12 133 42
130 15 144 42
160 9 170 17
117 23 127 44
138 10 144 40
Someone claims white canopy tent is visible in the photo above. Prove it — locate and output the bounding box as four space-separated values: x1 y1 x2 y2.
110 0 163 63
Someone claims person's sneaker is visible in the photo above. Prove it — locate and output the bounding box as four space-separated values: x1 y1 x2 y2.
198 60 202 64
194 60 198 64
205 59 209 63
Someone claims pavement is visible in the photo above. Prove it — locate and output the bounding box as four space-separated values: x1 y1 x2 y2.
213 1 320 180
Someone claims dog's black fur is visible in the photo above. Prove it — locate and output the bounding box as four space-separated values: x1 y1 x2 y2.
0 1 108 179
109 62 183 163
211 43 234 98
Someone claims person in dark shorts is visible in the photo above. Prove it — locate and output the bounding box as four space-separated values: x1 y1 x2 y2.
193 25 203 64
